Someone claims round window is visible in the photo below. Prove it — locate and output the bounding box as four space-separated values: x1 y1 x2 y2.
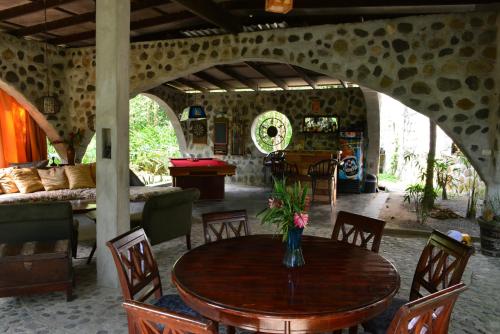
251 111 292 154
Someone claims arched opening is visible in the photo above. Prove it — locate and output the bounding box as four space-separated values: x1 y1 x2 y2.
0 82 62 166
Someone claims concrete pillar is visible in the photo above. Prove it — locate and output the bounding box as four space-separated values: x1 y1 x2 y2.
95 0 130 288
360 87 381 178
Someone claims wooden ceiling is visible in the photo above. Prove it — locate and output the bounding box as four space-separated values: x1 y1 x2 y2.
1 0 498 92
166 61 352 92
1 0 499 48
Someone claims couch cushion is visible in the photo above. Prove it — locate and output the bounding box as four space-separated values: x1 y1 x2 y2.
37 167 69 191
65 165 95 189
10 168 44 194
0 168 19 194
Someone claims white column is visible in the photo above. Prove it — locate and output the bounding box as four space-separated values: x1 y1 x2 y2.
95 0 130 288
360 87 381 178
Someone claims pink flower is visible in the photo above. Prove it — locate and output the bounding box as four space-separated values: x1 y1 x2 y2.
268 198 283 209
293 212 309 228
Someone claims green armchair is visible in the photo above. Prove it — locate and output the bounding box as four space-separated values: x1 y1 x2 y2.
131 188 200 248
0 202 74 246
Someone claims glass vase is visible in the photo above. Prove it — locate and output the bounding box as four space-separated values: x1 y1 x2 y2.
283 227 305 268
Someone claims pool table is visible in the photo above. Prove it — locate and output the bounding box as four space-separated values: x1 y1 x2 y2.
169 158 236 200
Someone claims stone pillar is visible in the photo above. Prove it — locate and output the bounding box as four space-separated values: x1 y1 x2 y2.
95 0 130 288
360 87 381 178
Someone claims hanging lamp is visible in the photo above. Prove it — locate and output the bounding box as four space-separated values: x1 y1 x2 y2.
37 0 60 115
265 0 293 14
180 105 207 121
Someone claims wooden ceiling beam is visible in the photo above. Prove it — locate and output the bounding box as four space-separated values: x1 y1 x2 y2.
0 0 79 21
288 65 317 89
245 62 288 90
48 11 195 45
171 0 242 33
164 82 187 93
11 0 172 37
175 78 207 92
214 65 258 91
194 71 233 91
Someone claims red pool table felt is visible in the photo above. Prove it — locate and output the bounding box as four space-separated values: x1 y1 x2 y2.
170 158 227 168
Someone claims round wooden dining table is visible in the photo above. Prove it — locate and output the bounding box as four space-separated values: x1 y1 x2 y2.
172 235 400 334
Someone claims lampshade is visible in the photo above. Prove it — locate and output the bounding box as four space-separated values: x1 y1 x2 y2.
265 0 293 14
180 105 207 121
37 95 60 114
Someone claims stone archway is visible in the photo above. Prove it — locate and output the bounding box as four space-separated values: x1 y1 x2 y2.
0 79 65 158
141 92 187 154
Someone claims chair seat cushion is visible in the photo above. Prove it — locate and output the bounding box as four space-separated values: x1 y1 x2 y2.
153 294 202 320
363 297 408 334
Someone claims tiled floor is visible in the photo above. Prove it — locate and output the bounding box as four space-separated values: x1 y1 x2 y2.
1 185 499 334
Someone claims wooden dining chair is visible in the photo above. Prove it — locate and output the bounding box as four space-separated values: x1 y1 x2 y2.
386 283 467 334
123 300 218 334
308 159 337 204
106 227 201 319
202 209 250 244
363 230 474 334
331 211 386 253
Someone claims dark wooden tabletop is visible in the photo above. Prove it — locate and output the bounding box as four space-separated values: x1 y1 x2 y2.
172 234 400 333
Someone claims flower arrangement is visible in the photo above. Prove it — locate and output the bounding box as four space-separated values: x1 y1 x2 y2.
258 178 310 241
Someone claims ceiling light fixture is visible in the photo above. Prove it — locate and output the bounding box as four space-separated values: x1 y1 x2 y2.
265 0 293 14
37 0 60 115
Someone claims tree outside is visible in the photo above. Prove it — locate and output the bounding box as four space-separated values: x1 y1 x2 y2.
47 94 181 184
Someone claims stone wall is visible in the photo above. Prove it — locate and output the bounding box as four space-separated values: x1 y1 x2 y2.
149 86 367 185
0 11 498 186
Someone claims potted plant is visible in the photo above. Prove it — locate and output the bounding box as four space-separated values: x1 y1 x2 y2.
258 178 310 268
478 194 500 257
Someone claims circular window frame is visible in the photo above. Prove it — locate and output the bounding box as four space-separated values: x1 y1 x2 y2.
251 110 293 154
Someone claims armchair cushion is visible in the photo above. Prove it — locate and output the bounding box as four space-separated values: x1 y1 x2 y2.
153 294 202 320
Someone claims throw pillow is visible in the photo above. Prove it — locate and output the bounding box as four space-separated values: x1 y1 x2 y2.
0 168 20 194
37 167 69 191
64 164 96 189
10 168 45 194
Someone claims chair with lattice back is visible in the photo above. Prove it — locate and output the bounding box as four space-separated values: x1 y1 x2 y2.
123 300 218 334
331 211 386 253
106 227 202 319
387 283 467 334
202 210 250 244
308 159 338 204
363 230 474 334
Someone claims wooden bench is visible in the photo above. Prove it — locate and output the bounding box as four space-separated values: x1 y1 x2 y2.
0 239 73 301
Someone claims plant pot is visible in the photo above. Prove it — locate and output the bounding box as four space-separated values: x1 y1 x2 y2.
478 217 500 257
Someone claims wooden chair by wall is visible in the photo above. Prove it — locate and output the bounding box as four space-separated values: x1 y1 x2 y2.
271 160 299 181
387 283 467 334
123 300 218 334
331 211 386 253
106 228 201 319
363 230 473 334
202 210 250 244
308 159 337 204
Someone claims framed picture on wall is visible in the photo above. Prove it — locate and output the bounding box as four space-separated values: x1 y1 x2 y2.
213 118 228 155
191 120 207 144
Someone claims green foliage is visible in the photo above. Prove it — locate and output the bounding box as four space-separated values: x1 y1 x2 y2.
45 95 180 180
404 183 437 223
456 151 482 218
390 140 399 175
434 155 458 200
253 111 292 153
257 178 309 241
379 173 399 182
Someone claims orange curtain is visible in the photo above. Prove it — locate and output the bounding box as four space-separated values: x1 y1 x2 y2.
0 89 47 168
